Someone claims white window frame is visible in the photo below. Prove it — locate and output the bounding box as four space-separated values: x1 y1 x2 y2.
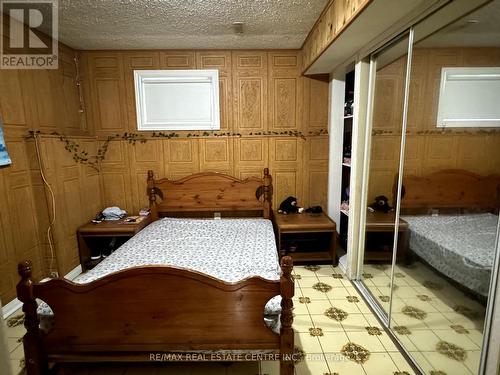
134 69 220 131
437 67 500 128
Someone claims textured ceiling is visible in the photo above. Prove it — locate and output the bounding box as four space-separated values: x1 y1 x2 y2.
418 0 500 48
56 0 329 50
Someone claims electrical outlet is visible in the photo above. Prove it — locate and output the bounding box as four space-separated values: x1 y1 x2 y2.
50 271 59 278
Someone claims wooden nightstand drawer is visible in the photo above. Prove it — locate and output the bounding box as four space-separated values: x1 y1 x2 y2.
273 211 338 265
77 215 151 271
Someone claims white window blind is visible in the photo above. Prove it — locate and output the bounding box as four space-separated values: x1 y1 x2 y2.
134 70 220 131
437 67 500 128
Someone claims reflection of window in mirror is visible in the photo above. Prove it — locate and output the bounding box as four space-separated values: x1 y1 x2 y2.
355 2 500 374
391 2 500 375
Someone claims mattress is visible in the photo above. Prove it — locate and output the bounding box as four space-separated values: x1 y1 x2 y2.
402 213 498 296
38 217 282 331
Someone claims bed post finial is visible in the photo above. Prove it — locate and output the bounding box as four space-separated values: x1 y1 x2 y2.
16 260 47 375
263 168 272 219
147 170 159 221
280 256 294 375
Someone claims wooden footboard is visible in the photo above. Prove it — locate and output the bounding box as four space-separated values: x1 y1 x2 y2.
17 257 294 375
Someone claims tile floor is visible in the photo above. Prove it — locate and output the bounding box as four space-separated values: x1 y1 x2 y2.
4 264 419 374
363 261 486 375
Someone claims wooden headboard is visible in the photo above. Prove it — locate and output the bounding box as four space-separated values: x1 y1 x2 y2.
147 168 272 219
397 169 500 212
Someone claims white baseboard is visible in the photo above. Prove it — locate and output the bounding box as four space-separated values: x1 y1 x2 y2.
2 298 22 320
64 264 82 281
338 254 348 275
2 264 83 319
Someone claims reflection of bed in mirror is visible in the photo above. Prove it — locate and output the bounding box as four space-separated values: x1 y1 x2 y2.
397 169 500 297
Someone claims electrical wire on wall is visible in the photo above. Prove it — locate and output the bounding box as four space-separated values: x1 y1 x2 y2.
34 134 57 276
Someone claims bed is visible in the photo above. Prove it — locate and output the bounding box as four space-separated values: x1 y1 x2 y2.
397 169 500 297
17 168 295 375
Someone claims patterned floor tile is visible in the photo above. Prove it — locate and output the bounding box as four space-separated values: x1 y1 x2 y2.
389 352 418 374
309 314 344 332
355 302 373 314
463 350 481 374
316 276 345 288
422 312 456 331
362 352 399 375
5 323 26 339
293 266 322 278
325 286 353 300
324 352 366 375
465 330 484 347
397 299 439 313
330 299 361 314
362 314 383 329
300 287 330 300
432 330 480 351
314 265 335 277
317 331 349 353
7 336 22 353
421 351 474 375
292 314 315 333
340 314 371 332
306 299 333 315
391 313 428 330
408 351 437 374
371 276 392 287
4 264 418 375
11 359 26 375
346 331 387 353
297 276 321 288
295 332 323 353
294 353 330 375
377 333 400 352
392 333 418 352
441 313 482 330
293 300 310 315
340 342 371 364
407 330 442 352
392 286 422 299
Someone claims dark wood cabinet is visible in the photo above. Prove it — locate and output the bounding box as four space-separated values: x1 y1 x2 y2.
77 216 151 271
274 211 337 265
364 211 409 263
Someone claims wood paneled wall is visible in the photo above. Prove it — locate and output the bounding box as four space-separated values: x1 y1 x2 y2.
0 43 329 303
0 23 93 301
301 0 371 73
368 48 500 203
80 50 330 214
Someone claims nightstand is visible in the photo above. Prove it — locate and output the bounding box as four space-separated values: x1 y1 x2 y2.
77 216 152 271
273 211 337 265
364 211 409 264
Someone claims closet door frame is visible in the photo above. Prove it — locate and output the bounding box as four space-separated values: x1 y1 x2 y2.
352 29 415 327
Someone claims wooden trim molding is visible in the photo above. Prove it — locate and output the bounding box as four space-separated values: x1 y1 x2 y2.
301 0 373 74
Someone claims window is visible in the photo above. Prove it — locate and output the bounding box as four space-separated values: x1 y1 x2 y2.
134 70 220 131
437 67 500 128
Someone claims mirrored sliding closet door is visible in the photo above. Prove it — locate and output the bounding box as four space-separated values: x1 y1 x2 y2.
357 2 500 374
359 31 413 319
